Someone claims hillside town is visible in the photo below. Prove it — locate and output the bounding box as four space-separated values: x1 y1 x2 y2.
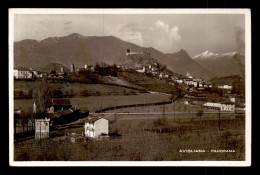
14 49 245 145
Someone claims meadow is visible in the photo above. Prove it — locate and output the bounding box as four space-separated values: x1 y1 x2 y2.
14 81 142 98
14 93 171 113
14 113 245 161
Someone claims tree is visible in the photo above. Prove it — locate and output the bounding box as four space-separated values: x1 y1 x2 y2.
94 63 101 73
153 117 168 133
196 110 204 119
32 78 55 113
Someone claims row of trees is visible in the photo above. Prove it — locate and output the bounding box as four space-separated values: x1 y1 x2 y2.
94 63 119 77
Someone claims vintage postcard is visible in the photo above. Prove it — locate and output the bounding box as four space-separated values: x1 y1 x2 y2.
9 8 251 166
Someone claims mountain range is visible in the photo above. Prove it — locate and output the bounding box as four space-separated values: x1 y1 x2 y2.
193 50 245 78
14 33 243 80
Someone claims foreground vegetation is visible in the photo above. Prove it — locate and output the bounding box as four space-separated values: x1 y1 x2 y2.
14 114 245 161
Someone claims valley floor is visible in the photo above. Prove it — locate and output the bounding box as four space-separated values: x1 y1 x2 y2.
14 102 245 161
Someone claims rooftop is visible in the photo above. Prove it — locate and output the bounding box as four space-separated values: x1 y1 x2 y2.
86 117 108 123
47 98 72 106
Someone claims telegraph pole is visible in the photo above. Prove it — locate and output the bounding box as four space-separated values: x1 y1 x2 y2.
163 102 165 120
114 98 117 122
100 99 103 112
173 102 176 122
144 98 146 111
218 108 221 130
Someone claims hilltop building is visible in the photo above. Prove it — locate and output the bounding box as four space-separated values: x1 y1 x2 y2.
126 49 144 56
85 117 109 138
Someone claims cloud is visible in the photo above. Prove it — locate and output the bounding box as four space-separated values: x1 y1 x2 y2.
64 21 72 25
234 26 245 53
149 20 181 42
64 26 73 30
145 20 182 53
105 21 181 52
109 23 144 46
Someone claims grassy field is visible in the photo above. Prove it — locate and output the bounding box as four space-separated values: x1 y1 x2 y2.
14 81 142 98
14 114 245 161
102 101 238 121
118 71 177 94
14 93 171 112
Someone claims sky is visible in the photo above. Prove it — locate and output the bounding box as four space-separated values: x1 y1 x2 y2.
14 13 245 57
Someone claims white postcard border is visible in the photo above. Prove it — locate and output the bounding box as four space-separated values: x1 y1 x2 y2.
9 8 251 167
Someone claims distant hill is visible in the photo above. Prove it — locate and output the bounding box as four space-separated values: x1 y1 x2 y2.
14 33 215 80
41 63 70 73
163 49 216 80
193 51 245 77
210 75 244 86
210 75 245 96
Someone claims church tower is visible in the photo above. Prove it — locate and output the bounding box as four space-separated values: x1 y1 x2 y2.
71 64 75 72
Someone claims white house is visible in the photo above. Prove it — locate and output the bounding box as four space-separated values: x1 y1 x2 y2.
184 79 193 86
184 100 191 105
176 79 183 84
220 103 235 111
230 97 236 103
159 72 163 78
85 117 109 138
136 67 146 73
192 81 198 87
217 85 233 90
14 67 33 79
151 71 158 76
203 102 235 111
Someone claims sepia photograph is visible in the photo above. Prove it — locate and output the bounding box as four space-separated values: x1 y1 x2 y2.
9 8 251 166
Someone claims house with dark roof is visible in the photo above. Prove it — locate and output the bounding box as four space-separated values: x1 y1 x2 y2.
46 98 72 113
48 107 81 125
85 117 108 138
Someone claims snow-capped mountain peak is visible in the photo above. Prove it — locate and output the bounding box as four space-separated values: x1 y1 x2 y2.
193 50 219 60
194 51 244 60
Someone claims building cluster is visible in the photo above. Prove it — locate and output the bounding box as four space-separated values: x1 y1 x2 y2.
48 67 66 79
14 67 45 79
126 49 144 56
184 99 236 112
134 62 160 75
174 71 212 89
32 97 108 140
217 84 233 90
203 102 235 111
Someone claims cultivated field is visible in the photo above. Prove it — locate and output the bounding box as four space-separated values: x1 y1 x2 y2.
103 101 238 121
14 93 171 113
14 81 142 98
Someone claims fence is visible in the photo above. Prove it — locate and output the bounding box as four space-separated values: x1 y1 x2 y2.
95 100 172 113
